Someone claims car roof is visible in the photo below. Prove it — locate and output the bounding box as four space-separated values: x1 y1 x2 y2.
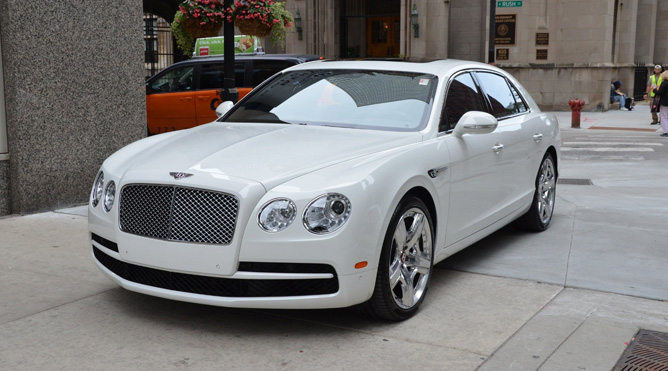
174 54 323 66
284 59 504 77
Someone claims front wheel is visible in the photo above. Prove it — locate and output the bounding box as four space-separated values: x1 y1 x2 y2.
366 197 434 321
517 152 557 231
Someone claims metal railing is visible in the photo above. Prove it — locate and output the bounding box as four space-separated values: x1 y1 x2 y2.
144 14 176 79
633 63 648 101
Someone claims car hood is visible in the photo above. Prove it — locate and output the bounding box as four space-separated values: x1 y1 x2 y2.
108 122 422 190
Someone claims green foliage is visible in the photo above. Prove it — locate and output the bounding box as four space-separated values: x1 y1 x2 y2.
267 2 293 49
171 11 195 57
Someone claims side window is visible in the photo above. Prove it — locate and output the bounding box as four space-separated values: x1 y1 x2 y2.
252 60 294 86
198 62 246 90
149 66 194 93
442 72 486 132
475 72 519 118
509 83 528 113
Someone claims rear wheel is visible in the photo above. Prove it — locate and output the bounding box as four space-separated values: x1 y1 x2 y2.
517 153 557 231
366 196 434 321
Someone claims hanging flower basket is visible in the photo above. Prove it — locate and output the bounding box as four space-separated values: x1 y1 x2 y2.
181 16 222 39
226 1 294 48
235 18 271 38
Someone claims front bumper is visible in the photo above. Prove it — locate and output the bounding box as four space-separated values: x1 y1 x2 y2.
91 238 377 309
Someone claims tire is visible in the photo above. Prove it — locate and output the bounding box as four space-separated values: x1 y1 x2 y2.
366 196 434 321
516 152 557 231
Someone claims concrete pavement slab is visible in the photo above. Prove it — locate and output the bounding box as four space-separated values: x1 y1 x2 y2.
436 199 575 286
482 288 668 371
0 212 115 324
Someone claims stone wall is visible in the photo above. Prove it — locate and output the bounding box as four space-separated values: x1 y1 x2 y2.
0 0 146 215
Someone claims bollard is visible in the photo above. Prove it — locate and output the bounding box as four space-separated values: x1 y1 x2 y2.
568 99 585 129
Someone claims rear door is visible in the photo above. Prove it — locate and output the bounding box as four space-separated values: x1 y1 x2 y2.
146 65 196 134
195 61 247 125
474 71 535 211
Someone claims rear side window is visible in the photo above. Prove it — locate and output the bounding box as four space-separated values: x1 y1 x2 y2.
252 60 295 86
475 72 521 118
442 72 486 132
149 66 194 93
509 83 528 113
199 62 245 89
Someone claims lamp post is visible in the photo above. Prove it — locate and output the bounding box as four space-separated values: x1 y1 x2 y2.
410 3 419 38
295 9 303 40
221 0 239 103
488 0 495 64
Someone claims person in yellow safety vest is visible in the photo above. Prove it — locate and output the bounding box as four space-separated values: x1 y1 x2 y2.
645 65 663 125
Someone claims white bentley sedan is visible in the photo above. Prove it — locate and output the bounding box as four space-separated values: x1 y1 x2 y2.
89 60 560 321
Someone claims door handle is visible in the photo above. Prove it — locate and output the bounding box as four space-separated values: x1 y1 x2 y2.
493 144 504 154
179 97 193 101
533 133 543 142
197 96 210 100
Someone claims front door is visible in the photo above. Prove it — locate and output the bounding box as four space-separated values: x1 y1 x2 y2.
366 17 399 58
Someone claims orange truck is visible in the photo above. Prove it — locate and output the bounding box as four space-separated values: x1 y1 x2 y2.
145 36 322 135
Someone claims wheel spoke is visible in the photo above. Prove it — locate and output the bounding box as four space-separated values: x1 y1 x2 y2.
399 267 416 307
412 253 431 274
389 261 402 289
405 213 425 248
393 219 408 249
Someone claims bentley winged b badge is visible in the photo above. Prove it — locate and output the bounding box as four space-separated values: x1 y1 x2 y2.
169 172 194 180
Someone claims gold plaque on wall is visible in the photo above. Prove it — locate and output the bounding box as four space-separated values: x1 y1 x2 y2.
496 48 509 60
536 49 548 60
495 14 517 45
536 33 549 46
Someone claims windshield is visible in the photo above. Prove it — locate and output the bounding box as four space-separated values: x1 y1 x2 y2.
222 69 438 131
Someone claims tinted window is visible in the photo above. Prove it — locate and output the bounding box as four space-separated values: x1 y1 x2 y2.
475 72 519 118
149 66 194 93
442 73 485 132
199 62 245 90
252 60 295 86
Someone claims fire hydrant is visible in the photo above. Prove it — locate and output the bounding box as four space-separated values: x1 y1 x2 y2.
568 99 585 129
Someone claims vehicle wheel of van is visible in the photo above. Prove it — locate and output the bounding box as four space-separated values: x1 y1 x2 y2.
366 196 434 321
517 153 557 231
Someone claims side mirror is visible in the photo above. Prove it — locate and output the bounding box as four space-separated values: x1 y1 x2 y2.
215 101 235 118
452 111 498 138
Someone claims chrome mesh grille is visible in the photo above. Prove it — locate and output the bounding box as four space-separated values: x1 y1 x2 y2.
119 185 239 244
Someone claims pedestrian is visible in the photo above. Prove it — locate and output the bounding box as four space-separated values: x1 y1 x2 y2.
644 65 663 125
610 80 633 110
652 70 668 137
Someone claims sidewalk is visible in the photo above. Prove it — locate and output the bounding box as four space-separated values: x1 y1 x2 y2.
1 105 668 370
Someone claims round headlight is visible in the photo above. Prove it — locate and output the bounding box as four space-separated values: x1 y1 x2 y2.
258 198 297 232
91 171 104 207
303 193 351 234
103 181 116 212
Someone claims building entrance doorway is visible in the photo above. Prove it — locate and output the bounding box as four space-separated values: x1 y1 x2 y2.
366 17 400 57
340 0 400 58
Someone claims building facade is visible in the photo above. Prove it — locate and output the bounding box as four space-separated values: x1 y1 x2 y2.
0 0 667 215
282 0 668 110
